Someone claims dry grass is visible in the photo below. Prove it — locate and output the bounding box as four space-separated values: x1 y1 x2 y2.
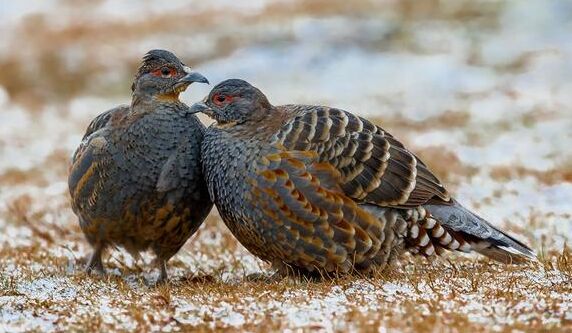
0 0 510 111
0 159 570 332
490 164 572 186
1 0 571 332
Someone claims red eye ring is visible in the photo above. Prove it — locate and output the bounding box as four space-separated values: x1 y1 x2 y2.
212 94 233 106
151 66 176 78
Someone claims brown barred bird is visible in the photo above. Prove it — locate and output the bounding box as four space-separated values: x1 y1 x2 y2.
68 50 213 282
191 79 535 278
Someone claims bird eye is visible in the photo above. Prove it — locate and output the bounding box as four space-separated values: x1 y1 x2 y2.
212 94 233 106
152 66 175 78
161 67 171 76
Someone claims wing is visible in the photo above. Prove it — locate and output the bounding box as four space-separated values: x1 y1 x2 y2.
68 106 128 214
273 105 450 208
248 150 385 273
71 105 129 163
68 135 116 217
82 105 129 141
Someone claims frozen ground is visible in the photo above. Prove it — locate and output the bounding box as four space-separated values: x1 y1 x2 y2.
0 0 571 332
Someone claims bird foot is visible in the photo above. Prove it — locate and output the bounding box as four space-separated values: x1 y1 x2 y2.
84 263 106 277
85 250 105 276
152 272 170 286
148 258 170 287
245 271 286 283
149 277 169 287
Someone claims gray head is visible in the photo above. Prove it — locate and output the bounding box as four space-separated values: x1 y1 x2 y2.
132 49 208 98
190 79 273 126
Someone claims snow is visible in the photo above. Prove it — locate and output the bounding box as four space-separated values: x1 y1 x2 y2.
0 306 58 333
0 0 571 331
17 278 77 302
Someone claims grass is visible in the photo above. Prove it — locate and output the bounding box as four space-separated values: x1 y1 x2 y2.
0 175 571 332
1 0 572 331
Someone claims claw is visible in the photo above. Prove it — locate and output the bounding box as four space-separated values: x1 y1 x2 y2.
85 247 105 276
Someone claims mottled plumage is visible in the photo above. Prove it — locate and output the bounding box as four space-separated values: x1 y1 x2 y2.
69 50 213 282
193 79 535 277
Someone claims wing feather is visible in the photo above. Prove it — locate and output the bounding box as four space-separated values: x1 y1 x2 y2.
276 105 450 208
249 150 384 272
69 106 128 214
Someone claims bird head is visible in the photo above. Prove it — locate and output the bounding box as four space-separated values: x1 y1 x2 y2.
189 79 273 127
132 49 208 100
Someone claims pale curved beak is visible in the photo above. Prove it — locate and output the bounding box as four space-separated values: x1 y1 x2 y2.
189 102 210 115
178 71 209 85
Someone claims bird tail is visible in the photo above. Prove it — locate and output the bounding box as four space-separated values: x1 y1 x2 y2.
424 199 536 264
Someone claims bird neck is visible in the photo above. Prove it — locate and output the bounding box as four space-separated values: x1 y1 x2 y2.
223 106 290 141
130 91 183 111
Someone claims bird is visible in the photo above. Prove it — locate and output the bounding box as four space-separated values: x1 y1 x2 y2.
68 49 213 283
191 78 536 278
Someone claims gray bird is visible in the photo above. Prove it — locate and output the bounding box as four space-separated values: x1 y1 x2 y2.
68 49 213 282
191 79 535 278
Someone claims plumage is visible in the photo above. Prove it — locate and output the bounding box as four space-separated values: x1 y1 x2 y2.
194 79 535 277
68 50 212 282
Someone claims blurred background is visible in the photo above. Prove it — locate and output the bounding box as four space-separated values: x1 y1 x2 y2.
1 1 571 331
1 0 571 260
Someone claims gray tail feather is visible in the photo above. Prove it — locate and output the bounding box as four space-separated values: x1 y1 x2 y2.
424 199 536 264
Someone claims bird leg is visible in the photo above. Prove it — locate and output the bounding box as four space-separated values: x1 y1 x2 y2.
85 246 105 275
156 258 169 285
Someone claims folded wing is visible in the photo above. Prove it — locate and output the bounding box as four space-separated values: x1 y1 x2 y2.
274 105 450 208
249 150 386 273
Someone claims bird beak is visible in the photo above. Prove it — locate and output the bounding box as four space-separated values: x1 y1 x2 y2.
189 102 210 115
178 69 209 85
